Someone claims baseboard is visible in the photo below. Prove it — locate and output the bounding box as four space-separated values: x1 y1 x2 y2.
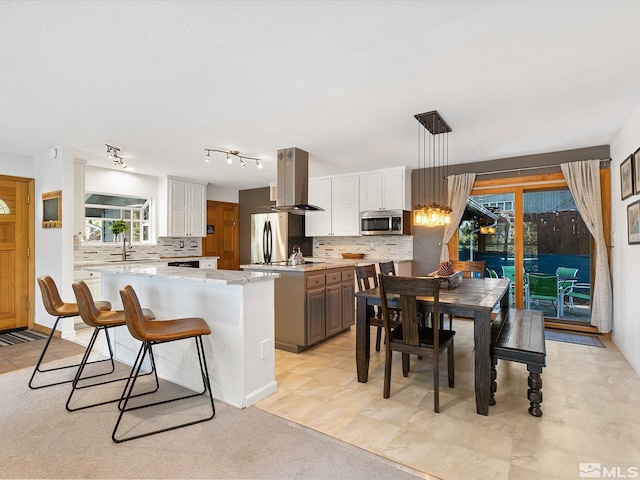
31 323 59 338
246 381 278 407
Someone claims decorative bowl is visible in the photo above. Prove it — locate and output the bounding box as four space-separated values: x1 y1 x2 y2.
341 253 365 259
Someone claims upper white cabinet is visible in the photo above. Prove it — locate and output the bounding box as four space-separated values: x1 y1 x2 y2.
158 177 207 237
359 167 411 211
306 175 360 237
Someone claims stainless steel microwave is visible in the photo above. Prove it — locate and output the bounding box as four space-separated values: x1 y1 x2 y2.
360 210 411 235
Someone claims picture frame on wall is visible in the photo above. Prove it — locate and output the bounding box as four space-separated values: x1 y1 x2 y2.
634 147 640 195
621 154 634 200
628 199 640 244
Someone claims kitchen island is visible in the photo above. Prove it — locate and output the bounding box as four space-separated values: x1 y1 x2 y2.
84 263 278 408
241 260 359 353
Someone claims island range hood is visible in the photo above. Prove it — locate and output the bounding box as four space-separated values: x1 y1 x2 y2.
272 147 323 213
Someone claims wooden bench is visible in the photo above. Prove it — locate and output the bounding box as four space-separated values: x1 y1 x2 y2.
490 308 546 417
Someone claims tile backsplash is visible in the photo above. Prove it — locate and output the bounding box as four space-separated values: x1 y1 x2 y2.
74 237 201 263
312 236 413 260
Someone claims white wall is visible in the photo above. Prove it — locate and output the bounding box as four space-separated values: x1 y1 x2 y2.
207 184 238 203
610 102 640 375
0 149 34 177
34 145 76 337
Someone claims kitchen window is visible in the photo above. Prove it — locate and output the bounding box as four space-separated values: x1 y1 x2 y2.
84 193 151 244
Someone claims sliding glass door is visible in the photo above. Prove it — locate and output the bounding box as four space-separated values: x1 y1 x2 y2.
458 179 592 323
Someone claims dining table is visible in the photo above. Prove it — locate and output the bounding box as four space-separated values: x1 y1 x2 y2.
354 276 511 416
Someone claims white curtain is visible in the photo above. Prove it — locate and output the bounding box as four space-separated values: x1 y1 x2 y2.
561 160 612 333
440 173 476 262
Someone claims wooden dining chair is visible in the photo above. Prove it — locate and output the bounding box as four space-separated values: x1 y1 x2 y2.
378 261 396 276
451 260 485 279
444 261 486 329
379 274 455 413
355 264 385 351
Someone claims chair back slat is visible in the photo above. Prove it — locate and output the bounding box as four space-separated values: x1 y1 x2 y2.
451 260 485 278
378 261 396 276
355 264 378 291
379 274 440 348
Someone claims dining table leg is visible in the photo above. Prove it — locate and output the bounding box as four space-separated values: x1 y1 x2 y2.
356 296 370 383
474 309 492 415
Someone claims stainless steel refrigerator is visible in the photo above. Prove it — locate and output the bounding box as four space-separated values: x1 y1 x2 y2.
250 212 312 264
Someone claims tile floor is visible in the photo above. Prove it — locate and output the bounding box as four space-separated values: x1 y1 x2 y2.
5 321 640 480
254 320 640 480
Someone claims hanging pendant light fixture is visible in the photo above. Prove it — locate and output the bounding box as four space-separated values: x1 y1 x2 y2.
412 110 452 227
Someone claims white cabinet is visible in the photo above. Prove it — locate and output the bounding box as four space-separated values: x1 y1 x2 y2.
158 177 207 237
305 175 359 237
359 167 411 211
199 257 218 269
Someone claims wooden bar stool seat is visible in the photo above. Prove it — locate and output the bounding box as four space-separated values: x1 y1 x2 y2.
29 275 112 390
66 281 157 412
113 285 215 443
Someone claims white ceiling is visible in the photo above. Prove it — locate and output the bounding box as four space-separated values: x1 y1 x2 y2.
2 1 640 191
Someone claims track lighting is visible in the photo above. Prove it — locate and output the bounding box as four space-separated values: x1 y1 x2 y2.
204 148 263 169
106 144 127 169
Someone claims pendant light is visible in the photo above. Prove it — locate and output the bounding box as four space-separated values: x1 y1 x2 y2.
412 111 452 227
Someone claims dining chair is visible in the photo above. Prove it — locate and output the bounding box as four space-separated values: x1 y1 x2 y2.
378 274 455 413
451 260 485 279
30 275 112 390
355 264 386 351
527 273 558 313
445 261 486 329
114 285 215 443
378 261 396 276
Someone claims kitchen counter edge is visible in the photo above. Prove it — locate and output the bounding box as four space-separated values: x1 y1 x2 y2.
83 263 278 285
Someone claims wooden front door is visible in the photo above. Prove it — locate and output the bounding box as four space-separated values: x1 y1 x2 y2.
204 201 239 270
0 176 33 331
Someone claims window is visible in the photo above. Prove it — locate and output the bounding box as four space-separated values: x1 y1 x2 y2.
0 198 9 214
84 193 151 244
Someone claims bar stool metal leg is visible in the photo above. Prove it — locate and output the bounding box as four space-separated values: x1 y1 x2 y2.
112 336 215 443
65 326 159 412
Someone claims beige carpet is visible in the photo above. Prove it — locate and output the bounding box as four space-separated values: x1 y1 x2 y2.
2 356 422 479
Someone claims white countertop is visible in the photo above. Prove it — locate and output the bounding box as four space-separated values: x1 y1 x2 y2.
74 256 219 268
84 263 277 285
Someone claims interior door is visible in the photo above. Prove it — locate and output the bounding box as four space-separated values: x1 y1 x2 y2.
0 177 31 331
205 201 239 269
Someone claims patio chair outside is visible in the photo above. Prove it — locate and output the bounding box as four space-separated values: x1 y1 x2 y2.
527 273 558 313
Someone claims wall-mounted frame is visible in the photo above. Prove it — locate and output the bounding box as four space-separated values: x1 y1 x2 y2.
634 148 640 195
42 190 62 228
621 154 634 200
628 199 640 244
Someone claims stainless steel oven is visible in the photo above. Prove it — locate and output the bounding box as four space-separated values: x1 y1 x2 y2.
360 210 411 235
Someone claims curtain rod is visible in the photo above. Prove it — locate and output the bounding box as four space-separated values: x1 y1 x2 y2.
468 159 610 177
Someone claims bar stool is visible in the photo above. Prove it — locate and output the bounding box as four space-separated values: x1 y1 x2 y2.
114 285 215 443
29 275 112 390
66 280 157 412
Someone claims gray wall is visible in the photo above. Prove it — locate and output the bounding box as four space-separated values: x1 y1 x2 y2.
411 145 610 275
239 187 272 265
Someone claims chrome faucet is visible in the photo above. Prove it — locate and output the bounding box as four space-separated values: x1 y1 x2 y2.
122 236 132 261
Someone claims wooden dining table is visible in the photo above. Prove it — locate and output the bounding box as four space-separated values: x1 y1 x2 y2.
354 277 511 416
